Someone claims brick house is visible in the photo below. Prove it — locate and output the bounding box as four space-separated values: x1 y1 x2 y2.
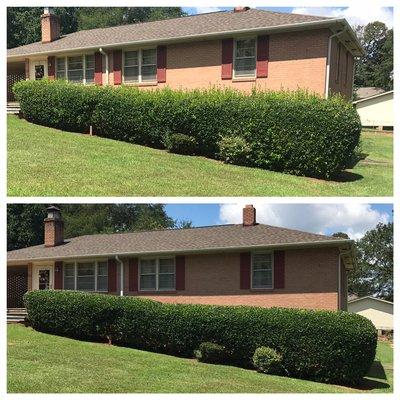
7 205 355 312
7 7 363 101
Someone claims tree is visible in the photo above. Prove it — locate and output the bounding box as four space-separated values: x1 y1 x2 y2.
7 204 191 250
348 222 393 301
332 232 350 239
354 21 393 91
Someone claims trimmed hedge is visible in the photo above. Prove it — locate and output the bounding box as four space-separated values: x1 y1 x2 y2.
14 80 361 178
24 290 376 385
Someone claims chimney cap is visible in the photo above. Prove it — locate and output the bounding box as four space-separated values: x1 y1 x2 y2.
46 205 60 212
234 6 250 13
46 205 62 220
43 7 54 15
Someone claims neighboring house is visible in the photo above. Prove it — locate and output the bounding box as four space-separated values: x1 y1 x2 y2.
7 205 355 312
355 86 385 100
353 90 394 130
7 7 363 101
348 296 393 334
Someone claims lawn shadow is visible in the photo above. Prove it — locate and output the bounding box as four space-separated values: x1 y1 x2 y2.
329 170 364 183
351 361 391 391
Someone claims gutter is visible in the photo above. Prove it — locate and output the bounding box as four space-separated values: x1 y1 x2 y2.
99 47 109 85
7 17 363 61
7 238 354 264
325 29 345 99
115 255 124 296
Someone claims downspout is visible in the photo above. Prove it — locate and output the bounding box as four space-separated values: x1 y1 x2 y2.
115 255 124 296
325 29 345 99
99 47 109 85
338 253 341 310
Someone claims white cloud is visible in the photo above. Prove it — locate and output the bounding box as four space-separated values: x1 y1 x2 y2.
219 203 390 240
193 7 224 14
292 6 393 28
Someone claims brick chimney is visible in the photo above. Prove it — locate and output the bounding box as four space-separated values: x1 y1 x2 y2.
44 206 64 247
41 7 60 43
243 204 256 226
234 6 250 13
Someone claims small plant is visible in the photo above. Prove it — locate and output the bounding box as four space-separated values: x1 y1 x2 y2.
194 342 229 364
165 133 197 155
218 135 251 166
253 346 283 374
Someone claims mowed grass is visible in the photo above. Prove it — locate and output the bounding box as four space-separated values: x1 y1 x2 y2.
7 324 393 393
7 115 392 196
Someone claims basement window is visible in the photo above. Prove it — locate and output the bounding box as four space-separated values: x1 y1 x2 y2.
139 257 175 291
234 38 256 78
62 260 108 292
251 252 273 289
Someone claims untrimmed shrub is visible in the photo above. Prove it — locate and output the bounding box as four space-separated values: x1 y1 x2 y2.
253 346 283 374
14 80 362 178
194 342 229 364
25 290 376 385
165 133 197 155
218 135 251 166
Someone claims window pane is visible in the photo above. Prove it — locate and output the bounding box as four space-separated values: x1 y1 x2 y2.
77 276 95 291
142 65 156 81
253 253 272 269
141 259 156 274
124 66 139 82
64 263 75 277
159 274 175 290
253 270 272 288
68 56 83 69
98 262 108 276
77 262 95 276
56 58 66 79
85 55 95 69
235 58 256 76
159 258 174 273
85 55 95 84
64 276 75 290
236 39 256 57
97 276 108 292
140 274 156 290
125 51 138 66
68 69 83 83
142 49 156 65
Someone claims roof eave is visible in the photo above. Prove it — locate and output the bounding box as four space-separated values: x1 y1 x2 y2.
7 17 361 61
7 238 353 264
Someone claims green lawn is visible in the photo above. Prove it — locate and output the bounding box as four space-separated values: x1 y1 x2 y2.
7 324 392 393
7 116 392 196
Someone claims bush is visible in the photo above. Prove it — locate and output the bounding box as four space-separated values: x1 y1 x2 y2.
194 342 229 364
14 80 362 178
25 290 376 385
218 135 251 165
165 133 197 155
253 346 283 374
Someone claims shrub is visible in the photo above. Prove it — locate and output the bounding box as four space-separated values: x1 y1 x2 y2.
218 135 251 165
165 133 197 155
14 80 362 178
253 346 283 374
25 290 376 385
194 342 229 364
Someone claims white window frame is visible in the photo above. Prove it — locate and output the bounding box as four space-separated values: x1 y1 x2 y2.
55 53 96 85
62 259 108 292
251 251 274 290
139 256 176 292
233 37 257 79
122 47 157 84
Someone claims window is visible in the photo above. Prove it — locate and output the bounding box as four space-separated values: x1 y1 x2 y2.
139 257 175 291
67 56 84 83
234 38 256 78
251 253 273 289
85 54 95 84
62 260 108 292
123 48 157 83
56 58 66 79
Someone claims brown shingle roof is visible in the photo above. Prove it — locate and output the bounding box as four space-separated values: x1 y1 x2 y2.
7 223 348 262
8 8 333 57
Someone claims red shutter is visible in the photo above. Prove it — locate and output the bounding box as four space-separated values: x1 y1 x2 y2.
54 261 63 289
221 38 233 79
94 52 103 85
128 258 138 291
175 255 185 290
240 252 251 289
48 56 55 80
274 250 285 289
113 50 122 85
108 258 117 293
256 35 269 78
157 45 167 83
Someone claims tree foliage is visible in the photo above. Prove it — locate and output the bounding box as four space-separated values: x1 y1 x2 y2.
7 7 185 49
348 222 393 301
354 21 393 92
7 204 190 251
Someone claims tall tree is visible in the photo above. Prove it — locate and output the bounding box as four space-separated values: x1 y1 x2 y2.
354 21 393 91
7 204 190 250
348 222 393 301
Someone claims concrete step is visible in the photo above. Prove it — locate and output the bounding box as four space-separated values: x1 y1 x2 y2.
7 309 27 324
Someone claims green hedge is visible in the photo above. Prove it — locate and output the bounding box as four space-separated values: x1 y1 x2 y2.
14 80 362 178
24 290 376 385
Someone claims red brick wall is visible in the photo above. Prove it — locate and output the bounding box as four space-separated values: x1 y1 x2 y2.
123 246 341 311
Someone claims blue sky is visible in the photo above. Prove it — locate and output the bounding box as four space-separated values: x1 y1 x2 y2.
166 203 393 239
182 6 393 27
